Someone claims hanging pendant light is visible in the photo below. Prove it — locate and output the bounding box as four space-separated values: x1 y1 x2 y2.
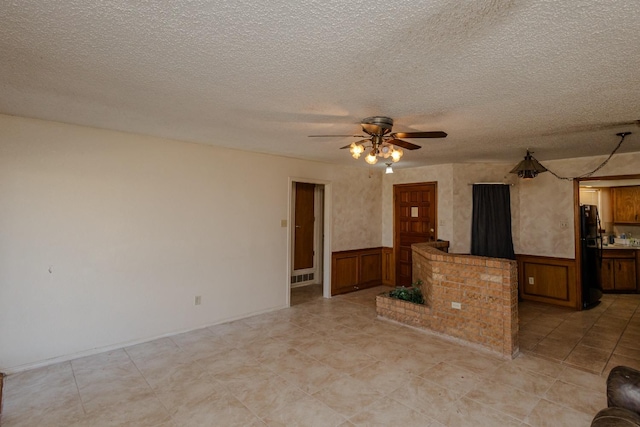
510 150 547 179
385 163 394 174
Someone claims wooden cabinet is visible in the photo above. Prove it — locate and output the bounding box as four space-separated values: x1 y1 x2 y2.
612 186 640 224
331 247 384 295
600 250 637 292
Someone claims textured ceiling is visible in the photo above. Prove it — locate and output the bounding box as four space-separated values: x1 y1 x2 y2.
1 0 640 169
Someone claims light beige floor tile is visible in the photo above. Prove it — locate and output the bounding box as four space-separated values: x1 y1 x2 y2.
391 376 460 420
525 398 594 427
433 396 522 427
557 365 606 391
3 362 81 415
0 399 85 427
349 360 414 396
277 360 345 394
530 337 576 361
77 375 155 414
263 395 346 427
226 373 307 418
563 343 611 373
465 378 541 420
132 350 201 387
349 397 438 426
313 376 383 418
195 347 260 377
544 380 605 415
295 338 354 360
510 353 565 378
70 393 171 427
447 350 506 377
384 348 439 375
613 344 640 360
169 388 261 427
152 374 224 414
317 347 377 375
489 363 556 396
603 353 640 376
419 362 480 395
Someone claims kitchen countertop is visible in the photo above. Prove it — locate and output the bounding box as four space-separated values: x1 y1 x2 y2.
601 244 640 250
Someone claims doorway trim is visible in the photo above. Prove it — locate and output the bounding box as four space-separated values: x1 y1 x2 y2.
286 177 332 305
574 173 640 310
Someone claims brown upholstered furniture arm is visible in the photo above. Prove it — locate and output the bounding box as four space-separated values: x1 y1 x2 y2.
608 366 640 415
591 407 640 427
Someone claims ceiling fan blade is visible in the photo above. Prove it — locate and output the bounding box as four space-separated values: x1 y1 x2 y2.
388 139 421 150
390 131 448 139
308 134 367 138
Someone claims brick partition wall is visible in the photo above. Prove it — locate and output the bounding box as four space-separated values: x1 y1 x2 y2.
376 241 519 359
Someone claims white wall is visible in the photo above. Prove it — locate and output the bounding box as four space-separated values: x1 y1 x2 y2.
0 114 381 371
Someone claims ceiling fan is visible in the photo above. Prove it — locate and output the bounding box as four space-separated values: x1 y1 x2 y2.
308 116 447 164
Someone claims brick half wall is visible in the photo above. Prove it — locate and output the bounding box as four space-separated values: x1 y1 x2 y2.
377 242 519 359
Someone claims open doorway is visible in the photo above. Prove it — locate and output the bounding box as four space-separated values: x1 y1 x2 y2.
575 174 640 307
288 179 331 305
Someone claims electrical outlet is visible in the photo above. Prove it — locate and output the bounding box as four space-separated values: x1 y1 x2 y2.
194 296 202 305
560 221 568 229
528 277 535 285
451 302 461 310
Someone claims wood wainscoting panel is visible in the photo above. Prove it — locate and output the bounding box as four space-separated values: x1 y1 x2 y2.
382 247 394 286
332 254 359 294
517 255 577 308
360 252 382 284
331 247 384 295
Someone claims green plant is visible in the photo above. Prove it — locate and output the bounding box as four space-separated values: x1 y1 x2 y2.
388 280 424 304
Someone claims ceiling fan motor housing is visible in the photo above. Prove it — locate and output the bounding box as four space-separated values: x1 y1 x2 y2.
361 116 394 135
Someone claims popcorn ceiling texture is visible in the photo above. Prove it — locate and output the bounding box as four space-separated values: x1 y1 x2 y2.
1 1 639 168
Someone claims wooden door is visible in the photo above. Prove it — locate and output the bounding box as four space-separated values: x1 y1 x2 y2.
394 183 437 286
294 182 315 270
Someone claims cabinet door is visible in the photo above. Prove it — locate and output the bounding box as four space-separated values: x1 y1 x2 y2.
613 187 640 223
600 259 615 291
614 259 637 290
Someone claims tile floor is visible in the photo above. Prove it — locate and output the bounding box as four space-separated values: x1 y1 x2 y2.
1 286 639 427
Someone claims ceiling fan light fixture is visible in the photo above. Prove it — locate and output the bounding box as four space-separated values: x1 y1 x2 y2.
510 150 547 179
391 147 403 162
349 142 364 159
365 151 378 165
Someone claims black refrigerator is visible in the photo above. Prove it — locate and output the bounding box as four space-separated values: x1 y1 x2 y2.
580 205 602 309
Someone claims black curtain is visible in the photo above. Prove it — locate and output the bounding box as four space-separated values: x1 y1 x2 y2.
471 184 515 259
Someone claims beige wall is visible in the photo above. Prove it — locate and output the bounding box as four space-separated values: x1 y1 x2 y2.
517 152 640 258
381 163 518 254
0 114 379 371
382 152 640 259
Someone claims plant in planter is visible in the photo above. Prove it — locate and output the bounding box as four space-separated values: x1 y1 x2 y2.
388 280 424 304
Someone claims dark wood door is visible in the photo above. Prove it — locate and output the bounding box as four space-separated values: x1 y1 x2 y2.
294 182 315 270
394 183 437 286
